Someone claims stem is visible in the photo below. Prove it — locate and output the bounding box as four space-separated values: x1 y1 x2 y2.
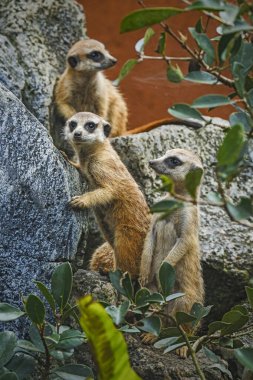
139 54 192 61
177 324 206 380
39 325 50 380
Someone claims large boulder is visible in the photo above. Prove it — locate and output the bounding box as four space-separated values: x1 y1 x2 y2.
0 0 86 127
110 120 253 317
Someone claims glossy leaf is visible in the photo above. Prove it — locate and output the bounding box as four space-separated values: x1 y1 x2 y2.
165 292 185 302
168 103 205 122
164 342 185 353
56 329 85 350
184 71 217 84
208 321 230 335
25 295 45 325
122 272 134 301
139 316 161 336
167 63 184 83
210 363 233 379
120 8 184 33
155 32 166 55
6 353 36 380
192 94 232 108
34 281 56 313
113 59 138 86
135 27 155 53
0 373 18 380
222 20 253 35
176 311 197 325
226 198 253 221
29 324 45 352
119 325 140 333
135 288 151 307
151 199 183 215
78 295 141 380
219 4 239 25
234 348 253 371
221 310 249 335
52 364 94 380
159 262 176 297
147 292 165 304
50 349 74 361
245 286 253 309
0 303 25 322
218 34 236 63
51 262 73 311
206 191 223 204
187 0 226 11
106 300 130 325
0 331 17 367
154 336 179 349
217 124 245 166
231 42 253 72
189 28 215 65
17 339 44 353
109 270 126 297
229 111 252 132
191 304 212 326
159 327 181 338
185 167 203 199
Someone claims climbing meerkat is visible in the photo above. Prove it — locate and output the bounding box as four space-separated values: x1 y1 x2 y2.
64 111 150 278
139 148 204 357
50 39 128 154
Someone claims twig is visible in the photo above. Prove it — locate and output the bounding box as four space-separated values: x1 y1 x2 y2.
39 325 51 380
138 54 192 62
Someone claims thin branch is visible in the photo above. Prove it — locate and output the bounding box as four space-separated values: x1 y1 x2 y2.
181 0 231 26
39 325 51 380
138 54 192 62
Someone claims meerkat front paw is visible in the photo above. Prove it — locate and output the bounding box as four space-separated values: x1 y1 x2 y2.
141 333 157 345
176 345 188 359
69 196 88 209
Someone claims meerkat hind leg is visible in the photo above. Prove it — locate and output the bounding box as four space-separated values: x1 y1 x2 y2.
89 242 115 274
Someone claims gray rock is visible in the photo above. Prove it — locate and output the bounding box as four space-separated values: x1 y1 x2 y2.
0 84 88 333
110 119 253 317
0 0 86 127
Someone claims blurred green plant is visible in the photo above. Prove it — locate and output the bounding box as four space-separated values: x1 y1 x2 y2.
0 263 92 380
116 0 253 228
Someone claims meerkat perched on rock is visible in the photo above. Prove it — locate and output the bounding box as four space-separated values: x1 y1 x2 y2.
50 39 127 155
64 111 150 278
139 148 204 357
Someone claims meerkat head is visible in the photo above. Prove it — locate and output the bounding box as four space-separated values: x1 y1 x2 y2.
64 112 111 147
67 39 117 72
149 148 203 184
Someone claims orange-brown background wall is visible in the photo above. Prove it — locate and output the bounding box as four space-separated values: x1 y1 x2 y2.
77 0 233 130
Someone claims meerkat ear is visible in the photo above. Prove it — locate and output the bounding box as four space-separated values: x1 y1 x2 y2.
68 55 79 68
103 123 111 137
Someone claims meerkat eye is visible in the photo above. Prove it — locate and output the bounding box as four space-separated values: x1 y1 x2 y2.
69 120 77 131
85 122 96 132
87 51 104 62
165 156 182 168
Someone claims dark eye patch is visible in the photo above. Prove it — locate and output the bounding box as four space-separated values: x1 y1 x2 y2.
68 56 79 68
87 50 104 62
84 122 97 132
69 120 77 131
165 156 183 168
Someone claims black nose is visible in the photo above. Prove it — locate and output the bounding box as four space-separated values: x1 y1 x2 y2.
74 131 82 139
110 58 117 65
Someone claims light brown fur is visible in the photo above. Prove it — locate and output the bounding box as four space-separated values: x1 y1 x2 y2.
65 112 150 278
139 149 204 357
50 39 127 154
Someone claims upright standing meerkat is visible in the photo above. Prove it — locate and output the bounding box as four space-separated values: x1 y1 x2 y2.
50 39 128 155
139 148 204 356
64 111 150 278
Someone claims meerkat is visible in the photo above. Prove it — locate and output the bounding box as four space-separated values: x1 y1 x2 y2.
50 39 128 155
139 148 204 357
64 111 150 278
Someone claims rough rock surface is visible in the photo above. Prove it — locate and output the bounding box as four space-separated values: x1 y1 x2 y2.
0 84 88 333
0 0 86 127
110 120 253 317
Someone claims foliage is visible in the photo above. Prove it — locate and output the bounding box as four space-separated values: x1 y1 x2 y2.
0 263 92 380
78 295 141 380
98 264 253 380
116 0 253 228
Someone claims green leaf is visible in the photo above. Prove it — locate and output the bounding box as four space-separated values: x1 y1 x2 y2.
0 303 25 322
0 373 18 380
159 262 176 297
106 300 130 325
185 167 203 199
17 339 44 353
122 272 134 301
219 4 239 25
189 28 215 65
195 18 203 33
165 293 185 302
246 88 253 107
0 331 17 367
218 34 236 63
139 316 161 336
79 295 141 380
52 364 94 380
168 103 205 122
151 199 183 215
154 336 180 349
50 349 74 361
234 348 253 371
217 124 246 166
232 62 246 97
6 353 36 380
176 311 197 325
155 32 166 55
210 364 233 379
184 71 217 84
202 346 220 363
159 175 175 194
135 28 155 53
222 20 253 35
147 293 165 304
159 327 181 338
192 94 232 108
51 262 73 311
34 281 56 313
226 198 253 221
25 295 45 325
120 8 184 33
187 0 226 11
164 342 185 353
221 310 249 335
109 270 127 297
167 63 184 83
231 42 253 73
119 325 140 333
29 324 45 352
113 59 137 86
229 111 252 132
135 288 151 308
231 305 248 316
191 304 212 326
208 321 231 335
206 191 223 204
56 329 85 350
245 286 253 309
